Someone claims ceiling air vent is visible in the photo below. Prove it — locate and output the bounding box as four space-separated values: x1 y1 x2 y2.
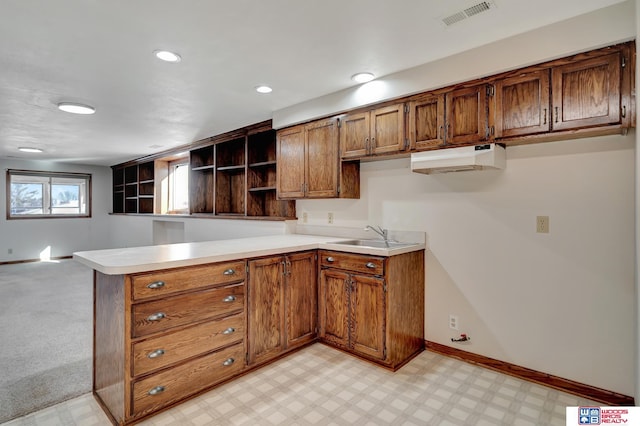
441 1 496 26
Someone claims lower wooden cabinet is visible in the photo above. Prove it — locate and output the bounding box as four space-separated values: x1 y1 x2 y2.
247 251 317 365
318 250 425 370
93 260 248 425
92 248 422 424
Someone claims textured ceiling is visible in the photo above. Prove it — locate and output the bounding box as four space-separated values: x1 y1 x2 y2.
0 0 627 166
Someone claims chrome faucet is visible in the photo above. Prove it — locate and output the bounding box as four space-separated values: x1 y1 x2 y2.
365 225 389 244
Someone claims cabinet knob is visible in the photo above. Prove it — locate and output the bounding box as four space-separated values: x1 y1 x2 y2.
148 386 165 396
147 312 166 321
365 262 376 269
147 349 165 359
146 281 165 289
223 269 235 275
326 257 335 263
222 327 235 335
222 358 235 366
223 295 236 303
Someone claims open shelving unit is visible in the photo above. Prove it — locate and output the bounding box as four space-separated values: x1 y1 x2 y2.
112 120 296 220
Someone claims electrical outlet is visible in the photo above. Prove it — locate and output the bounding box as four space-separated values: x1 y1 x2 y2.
536 216 549 233
302 212 308 223
7 248 13 254
328 212 334 224
449 314 458 330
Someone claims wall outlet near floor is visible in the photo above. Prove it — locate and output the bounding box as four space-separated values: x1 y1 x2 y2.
302 212 308 223
7 248 13 254
536 216 549 233
328 212 334 224
449 314 459 330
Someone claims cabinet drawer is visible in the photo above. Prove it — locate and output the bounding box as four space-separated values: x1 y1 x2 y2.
132 342 244 417
132 283 244 338
131 261 246 301
319 251 384 275
132 313 244 377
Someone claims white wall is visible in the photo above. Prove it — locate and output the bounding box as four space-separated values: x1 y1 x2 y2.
0 158 112 262
107 214 294 248
298 134 635 396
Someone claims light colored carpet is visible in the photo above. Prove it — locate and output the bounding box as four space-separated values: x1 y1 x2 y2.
0 259 93 423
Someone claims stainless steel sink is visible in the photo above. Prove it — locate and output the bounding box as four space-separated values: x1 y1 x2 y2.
329 239 417 249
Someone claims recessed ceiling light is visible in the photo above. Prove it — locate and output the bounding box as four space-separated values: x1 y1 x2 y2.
255 85 273 94
19 147 43 153
351 72 375 83
57 102 96 115
154 50 181 63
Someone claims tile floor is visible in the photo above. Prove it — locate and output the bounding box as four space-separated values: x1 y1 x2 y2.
2 344 596 426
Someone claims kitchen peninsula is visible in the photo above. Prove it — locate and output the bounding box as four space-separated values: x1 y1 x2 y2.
74 233 425 425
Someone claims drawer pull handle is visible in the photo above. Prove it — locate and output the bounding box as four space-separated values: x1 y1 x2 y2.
147 349 165 359
148 386 165 396
223 295 236 303
326 257 335 263
147 312 166 321
365 262 376 269
147 281 165 289
222 327 235 335
222 358 235 366
223 269 235 275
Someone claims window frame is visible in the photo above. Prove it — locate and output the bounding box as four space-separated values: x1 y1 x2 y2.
166 158 189 214
6 169 92 220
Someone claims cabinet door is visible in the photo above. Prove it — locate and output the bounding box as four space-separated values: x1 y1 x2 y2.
445 85 489 145
248 256 284 365
350 274 386 360
494 70 551 138
319 269 350 348
370 104 406 155
340 112 370 159
276 125 305 199
408 94 445 151
551 52 621 131
305 118 339 198
285 252 317 349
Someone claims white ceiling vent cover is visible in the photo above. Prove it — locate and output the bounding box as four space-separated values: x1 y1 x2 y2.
441 1 496 26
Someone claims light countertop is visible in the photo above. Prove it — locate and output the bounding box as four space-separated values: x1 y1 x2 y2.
73 234 425 275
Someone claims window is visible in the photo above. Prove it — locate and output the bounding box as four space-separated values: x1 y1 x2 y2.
168 160 189 213
7 170 91 219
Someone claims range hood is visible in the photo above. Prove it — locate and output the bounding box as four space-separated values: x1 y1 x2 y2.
411 143 506 174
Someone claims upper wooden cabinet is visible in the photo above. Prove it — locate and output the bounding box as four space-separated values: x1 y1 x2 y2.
408 84 490 151
494 69 551 138
408 94 445 151
445 84 490 146
277 117 359 200
340 104 407 159
551 52 621 131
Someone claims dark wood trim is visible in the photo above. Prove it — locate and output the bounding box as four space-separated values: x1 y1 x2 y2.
108 212 297 221
0 255 73 266
425 340 634 406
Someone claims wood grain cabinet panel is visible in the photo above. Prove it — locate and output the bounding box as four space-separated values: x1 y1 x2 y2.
340 104 406 159
445 85 489 146
248 251 318 365
131 313 244 377
319 250 424 369
277 117 359 199
319 268 350 349
494 70 551 138
276 125 306 199
551 52 621 131
408 94 446 151
132 283 244 338
132 342 244 417
131 261 245 301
